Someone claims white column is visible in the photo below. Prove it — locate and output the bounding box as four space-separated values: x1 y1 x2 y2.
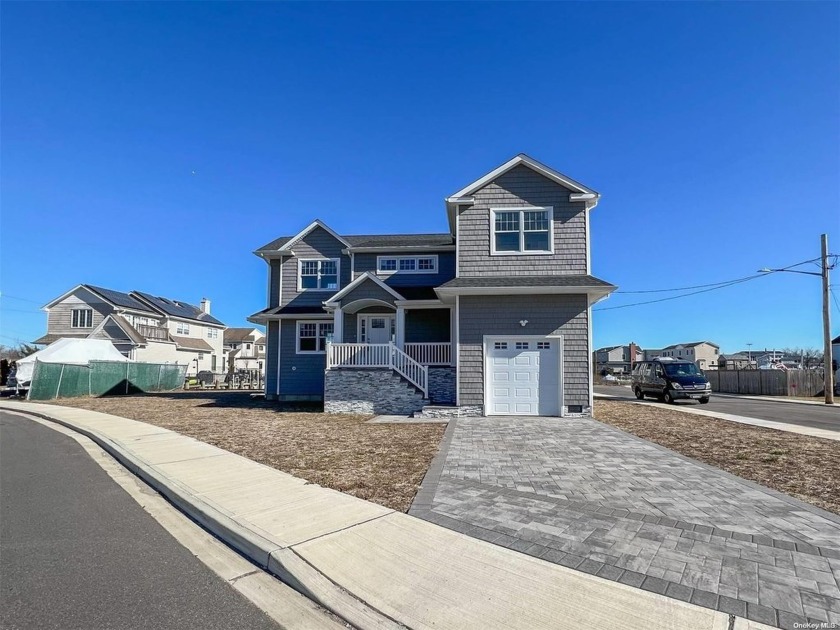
333 306 343 343
396 306 406 350
450 305 457 367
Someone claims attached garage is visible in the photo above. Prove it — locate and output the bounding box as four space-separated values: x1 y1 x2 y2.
484 336 562 416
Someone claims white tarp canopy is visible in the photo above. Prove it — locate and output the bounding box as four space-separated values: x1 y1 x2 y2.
16 338 128 385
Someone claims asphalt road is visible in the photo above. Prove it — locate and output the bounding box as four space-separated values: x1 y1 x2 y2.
0 411 279 630
594 385 840 433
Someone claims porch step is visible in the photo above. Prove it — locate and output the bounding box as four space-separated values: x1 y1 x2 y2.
413 405 463 419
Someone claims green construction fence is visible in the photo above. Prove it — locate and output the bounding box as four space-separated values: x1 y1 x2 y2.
27 360 188 401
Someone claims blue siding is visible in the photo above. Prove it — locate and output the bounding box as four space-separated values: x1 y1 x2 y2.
353 252 455 287
279 319 328 400
265 321 280 399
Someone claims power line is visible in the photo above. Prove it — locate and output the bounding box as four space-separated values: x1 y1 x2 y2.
0 293 42 304
595 274 766 312
613 257 821 294
0 307 42 314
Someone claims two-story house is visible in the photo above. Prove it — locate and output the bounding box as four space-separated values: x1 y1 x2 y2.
594 343 643 375
249 154 616 417
36 285 226 375
656 341 720 370
223 327 266 375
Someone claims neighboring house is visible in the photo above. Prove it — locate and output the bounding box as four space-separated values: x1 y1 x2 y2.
655 342 720 370
594 343 643 375
36 285 226 375
718 353 752 370
249 154 616 417
223 328 266 375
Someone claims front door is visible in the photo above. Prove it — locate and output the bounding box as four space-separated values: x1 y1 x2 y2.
362 316 394 344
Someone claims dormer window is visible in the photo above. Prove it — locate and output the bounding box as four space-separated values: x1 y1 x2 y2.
299 259 339 291
490 207 553 254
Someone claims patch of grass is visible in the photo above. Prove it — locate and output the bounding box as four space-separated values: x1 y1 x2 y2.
43 391 445 513
594 400 840 515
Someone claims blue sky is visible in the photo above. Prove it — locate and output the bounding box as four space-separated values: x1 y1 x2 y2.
2 2 838 354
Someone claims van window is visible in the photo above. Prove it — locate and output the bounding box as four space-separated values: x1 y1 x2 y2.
664 363 701 376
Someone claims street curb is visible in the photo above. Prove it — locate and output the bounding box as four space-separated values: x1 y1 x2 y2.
6 407 400 630
711 392 835 407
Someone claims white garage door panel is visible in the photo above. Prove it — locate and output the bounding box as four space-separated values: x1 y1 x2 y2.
486 339 560 416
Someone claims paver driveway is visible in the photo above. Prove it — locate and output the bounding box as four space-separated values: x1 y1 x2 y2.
410 417 840 630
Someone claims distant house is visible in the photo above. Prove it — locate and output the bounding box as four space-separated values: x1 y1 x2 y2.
654 342 720 370
223 328 266 375
36 284 226 375
594 343 643 375
718 353 752 370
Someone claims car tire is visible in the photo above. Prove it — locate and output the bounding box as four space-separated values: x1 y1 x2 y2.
634 387 644 400
699 397 710 404
663 390 675 404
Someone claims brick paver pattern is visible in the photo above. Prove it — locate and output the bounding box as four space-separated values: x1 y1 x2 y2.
410 417 840 630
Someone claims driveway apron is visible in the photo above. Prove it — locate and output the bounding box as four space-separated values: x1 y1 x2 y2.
410 416 840 630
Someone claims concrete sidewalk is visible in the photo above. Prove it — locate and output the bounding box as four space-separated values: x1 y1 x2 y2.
1 400 771 630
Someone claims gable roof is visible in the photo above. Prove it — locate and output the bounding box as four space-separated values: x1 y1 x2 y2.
323 272 404 307
447 153 599 202
255 232 454 255
132 292 224 326
272 220 351 253
224 327 264 343
662 341 720 350
103 314 148 346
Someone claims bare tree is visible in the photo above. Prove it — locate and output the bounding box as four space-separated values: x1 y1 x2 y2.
0 343 39 361
781 347 824 369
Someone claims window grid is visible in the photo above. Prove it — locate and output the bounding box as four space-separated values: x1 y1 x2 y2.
494 342 508 350
376 255 438 274
71 308 93 328
537 342 551 350
299 259 339 291
492 208 552 254
297 322 334 353
515 342 529 350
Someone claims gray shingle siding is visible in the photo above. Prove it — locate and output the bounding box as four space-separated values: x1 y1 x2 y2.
279 319 327 398
47 289 114 336
280 226 351 307
458 164 588 277
353 252 456 286
458 295 590 408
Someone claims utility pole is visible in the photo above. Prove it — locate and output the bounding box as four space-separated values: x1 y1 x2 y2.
821 234 834 404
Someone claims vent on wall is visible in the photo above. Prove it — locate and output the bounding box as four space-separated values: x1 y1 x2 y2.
568 405 583 414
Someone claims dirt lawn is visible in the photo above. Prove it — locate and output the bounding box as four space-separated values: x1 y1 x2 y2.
45 391 445 513
594 399 840 515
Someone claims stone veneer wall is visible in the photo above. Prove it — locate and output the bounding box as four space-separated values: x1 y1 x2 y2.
428 367 456 405
324 368 427 415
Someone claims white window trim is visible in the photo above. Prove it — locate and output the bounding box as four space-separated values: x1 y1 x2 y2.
71 308 94 328
489 207 555 256
297 258 341 292
376 255 438 275
296 320 334 354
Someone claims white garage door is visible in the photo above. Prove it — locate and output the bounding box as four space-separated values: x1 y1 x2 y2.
486 338 560 416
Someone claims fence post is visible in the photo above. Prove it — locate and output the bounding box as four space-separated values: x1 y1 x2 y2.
56 364 66 400
88 364 92 397
125 361 130 395
158 364 163 392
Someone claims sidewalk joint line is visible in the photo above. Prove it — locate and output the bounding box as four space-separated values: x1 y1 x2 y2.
290 511 394 548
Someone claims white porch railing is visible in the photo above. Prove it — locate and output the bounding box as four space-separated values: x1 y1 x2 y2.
326 342 428 398
404 342 452 366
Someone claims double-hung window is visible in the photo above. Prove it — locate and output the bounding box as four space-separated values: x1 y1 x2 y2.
491 207 553 254
297 321 334 353
299 259 339 290
176 322 190 335
71 308 93 328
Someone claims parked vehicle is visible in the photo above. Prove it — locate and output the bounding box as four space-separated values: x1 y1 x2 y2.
631 357 711 404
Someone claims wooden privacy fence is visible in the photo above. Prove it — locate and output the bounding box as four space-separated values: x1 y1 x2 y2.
706 369 826 397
